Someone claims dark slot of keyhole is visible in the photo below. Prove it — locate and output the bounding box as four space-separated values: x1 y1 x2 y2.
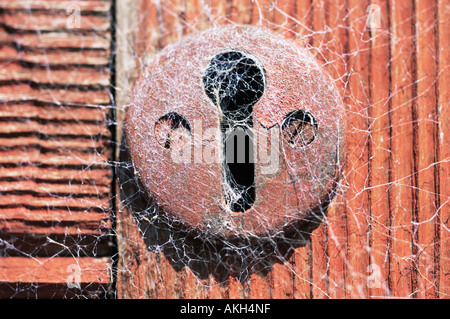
204 51 265 212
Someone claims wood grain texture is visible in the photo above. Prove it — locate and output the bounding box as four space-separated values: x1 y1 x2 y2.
367 0 391 299
438 0 449 299
323 0 347 299
345 0 371 298
388 0 415 298
0 257 111 283
115 0 447 299
0 0 113 298
415 0 439 298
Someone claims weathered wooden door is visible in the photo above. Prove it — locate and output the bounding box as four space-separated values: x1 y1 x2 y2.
0 0 448 299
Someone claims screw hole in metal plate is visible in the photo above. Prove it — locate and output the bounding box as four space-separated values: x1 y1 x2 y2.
154 112 191 149
281 110 318 147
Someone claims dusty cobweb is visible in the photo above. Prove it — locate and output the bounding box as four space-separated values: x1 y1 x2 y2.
0 0 446 299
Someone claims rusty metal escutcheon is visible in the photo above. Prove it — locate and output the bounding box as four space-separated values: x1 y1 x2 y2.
125 26 345 237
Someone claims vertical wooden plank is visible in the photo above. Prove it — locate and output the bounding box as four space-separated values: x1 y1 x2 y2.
326 200 348 298
294 0 312 45
345 0 371 298
292 241 312 298
159 0 184 48
116 0 139 154
389 0 415 298
116 194 153 298
227 277 245 298
136 0 161 70
231 0 254 25
207 276 227 298
438 0 450 299
271 0 295 37
323 0 348 299
367 0 392 298
210 0 228 25
253 0 274 28
309 0 330 299
311 224 329 298
160 258 181 298
415 0 439 298
285 0 299 39
310 0 327 60
115 0 143 299
270 262 294 298
248 273 271 298
182 268 209 299
184 0 209 32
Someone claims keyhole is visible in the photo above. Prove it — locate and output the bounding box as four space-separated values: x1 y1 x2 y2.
204 51 265 212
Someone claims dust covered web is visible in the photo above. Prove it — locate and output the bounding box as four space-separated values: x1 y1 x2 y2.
116 1 446 299
1 0 446 299
122 18 345 291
